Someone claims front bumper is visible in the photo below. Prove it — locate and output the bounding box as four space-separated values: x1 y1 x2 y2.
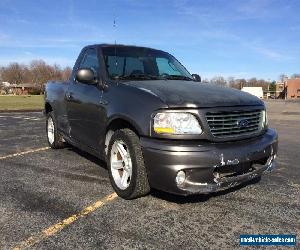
141 128 278 195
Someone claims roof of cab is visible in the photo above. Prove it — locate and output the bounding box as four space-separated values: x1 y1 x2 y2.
83 44 164 52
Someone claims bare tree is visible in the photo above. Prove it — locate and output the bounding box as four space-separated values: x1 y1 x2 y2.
279 74 288 82
235 79 246 89
291 73 300 79
247 77 258 87
61 67 72 81
210 76 227 86
227 77 240 89
29 60 62 91
1 63 27 85
257 79 269 91
0 67 3 83
0 60 73 94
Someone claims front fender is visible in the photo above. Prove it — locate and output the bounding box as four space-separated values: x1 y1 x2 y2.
107 114 145 136
105 83 168 136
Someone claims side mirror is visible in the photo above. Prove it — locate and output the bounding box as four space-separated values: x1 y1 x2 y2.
192 74 201 82
76 68 98 84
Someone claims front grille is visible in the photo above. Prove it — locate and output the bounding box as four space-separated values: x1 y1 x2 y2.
206 110 263 138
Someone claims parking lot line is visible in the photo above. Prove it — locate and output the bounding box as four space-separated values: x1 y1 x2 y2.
13 192 118 250
0 115 43 121
0 147 50 160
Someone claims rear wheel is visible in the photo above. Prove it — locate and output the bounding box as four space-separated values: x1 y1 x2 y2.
46 112 64 149
107 129 150 199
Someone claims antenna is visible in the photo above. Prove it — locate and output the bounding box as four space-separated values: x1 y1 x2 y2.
113 16 118 75
113 17 117 44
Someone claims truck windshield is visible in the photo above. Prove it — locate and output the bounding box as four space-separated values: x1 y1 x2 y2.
102 46 193 81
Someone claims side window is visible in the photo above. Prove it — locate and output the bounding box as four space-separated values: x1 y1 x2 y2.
79 49 99 72
156 57 181 75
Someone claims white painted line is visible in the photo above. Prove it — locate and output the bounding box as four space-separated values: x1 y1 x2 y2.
0 115 43 121
0 147 50 160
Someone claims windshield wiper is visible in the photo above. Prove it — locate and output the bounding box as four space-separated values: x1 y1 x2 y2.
114 74 160 80
161 75 193 81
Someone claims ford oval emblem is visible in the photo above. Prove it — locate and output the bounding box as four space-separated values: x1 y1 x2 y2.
238 119 249 128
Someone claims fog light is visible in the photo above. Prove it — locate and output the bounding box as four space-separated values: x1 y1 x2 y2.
176 170 186 186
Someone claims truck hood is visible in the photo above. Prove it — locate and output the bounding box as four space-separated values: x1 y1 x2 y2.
126 80 264 108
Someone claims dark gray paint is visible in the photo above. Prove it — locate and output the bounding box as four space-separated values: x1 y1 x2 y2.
45 44 278 195
126 80 264 108
141 128 277 195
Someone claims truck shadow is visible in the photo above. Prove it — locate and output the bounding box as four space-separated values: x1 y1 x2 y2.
65 145 108 169
151 177 261 204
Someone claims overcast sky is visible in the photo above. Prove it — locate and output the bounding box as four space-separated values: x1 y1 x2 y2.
0 0 299 80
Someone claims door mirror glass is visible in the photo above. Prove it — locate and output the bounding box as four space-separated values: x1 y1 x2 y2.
76 68 97 84
192 74 201 82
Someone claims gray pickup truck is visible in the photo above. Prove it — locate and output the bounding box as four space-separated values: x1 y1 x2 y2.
45 44 278 199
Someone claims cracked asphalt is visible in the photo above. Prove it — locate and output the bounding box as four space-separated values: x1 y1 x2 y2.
0 100 299 249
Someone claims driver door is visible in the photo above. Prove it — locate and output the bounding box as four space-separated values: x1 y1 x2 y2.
66 48 104 150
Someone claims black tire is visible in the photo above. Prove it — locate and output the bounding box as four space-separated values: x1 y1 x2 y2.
107 128 150 199
46 111 64 149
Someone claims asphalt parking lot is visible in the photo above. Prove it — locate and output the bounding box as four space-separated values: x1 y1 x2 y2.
0 100 299 250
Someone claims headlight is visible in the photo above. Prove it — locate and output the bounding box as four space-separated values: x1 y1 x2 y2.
153 112 202 135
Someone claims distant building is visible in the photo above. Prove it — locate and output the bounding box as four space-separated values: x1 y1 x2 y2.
7 83 37 95
1 81 11 87
275 82 286 99
286 78 300 99
241 87 263 99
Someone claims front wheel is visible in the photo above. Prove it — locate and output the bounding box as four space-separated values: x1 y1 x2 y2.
46 111 64 149
107 129 150 199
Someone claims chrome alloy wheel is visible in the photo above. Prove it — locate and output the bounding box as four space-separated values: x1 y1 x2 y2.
47 117 55 145
110 140 133 190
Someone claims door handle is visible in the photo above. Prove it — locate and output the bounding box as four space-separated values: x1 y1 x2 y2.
66 93 73 100
99 99 108 105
